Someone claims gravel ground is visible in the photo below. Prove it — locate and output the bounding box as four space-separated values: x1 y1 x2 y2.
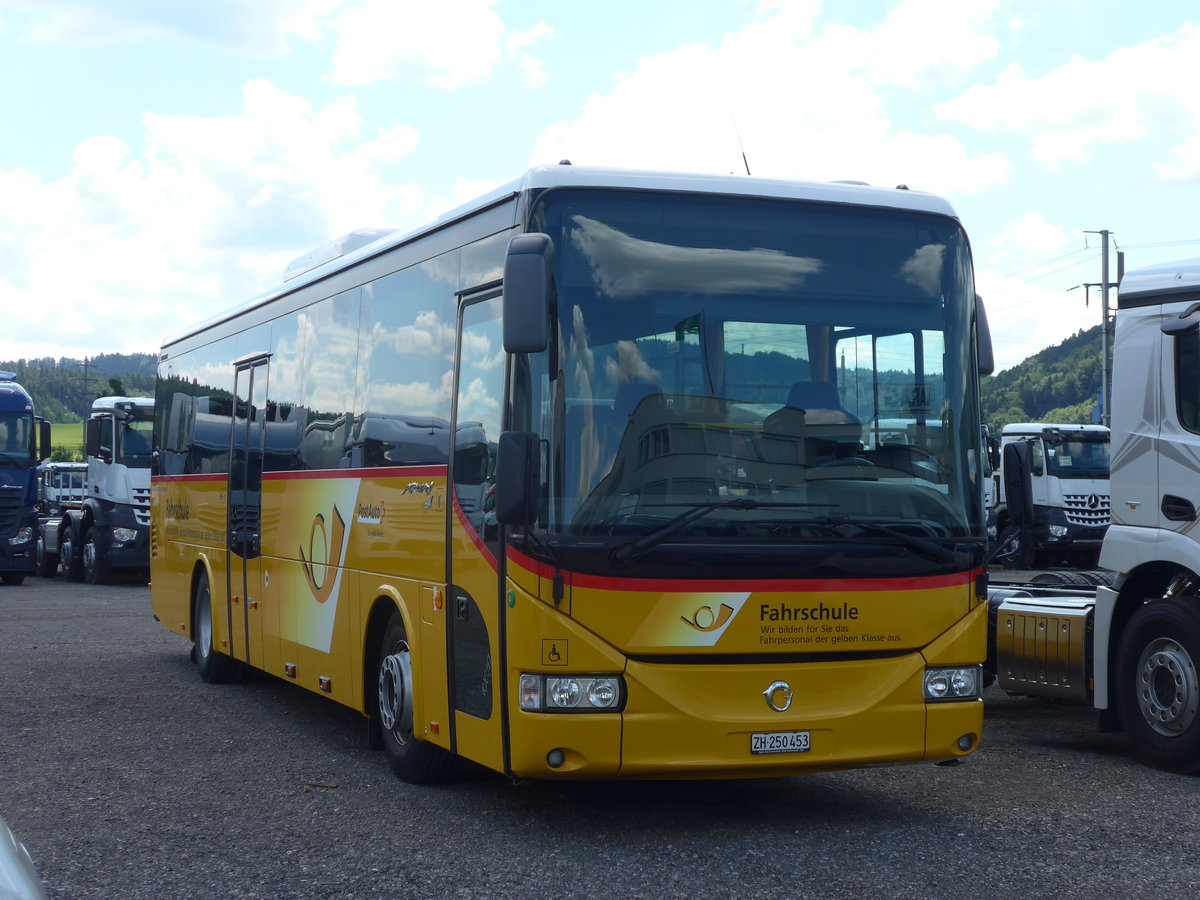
2 575 1199 900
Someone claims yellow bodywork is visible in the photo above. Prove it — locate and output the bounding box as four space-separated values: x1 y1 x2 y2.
151 470 985 780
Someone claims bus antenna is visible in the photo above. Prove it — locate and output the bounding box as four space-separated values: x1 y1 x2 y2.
732 114 751 175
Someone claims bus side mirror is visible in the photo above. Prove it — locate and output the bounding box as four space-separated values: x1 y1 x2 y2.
494 431 540 526
1002 441 1034 529
37 418 51 462
503 234 554 354
975 294 995 376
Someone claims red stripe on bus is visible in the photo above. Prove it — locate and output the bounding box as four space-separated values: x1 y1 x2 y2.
505 544 979 593
263 465 448 481
453 494 499 572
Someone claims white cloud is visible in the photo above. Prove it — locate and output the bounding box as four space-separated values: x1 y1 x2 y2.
530 2 1010 195
326 0 551 89
986 211 1071 265
0 0 334 50
0 78 428 359
936 22 1200 175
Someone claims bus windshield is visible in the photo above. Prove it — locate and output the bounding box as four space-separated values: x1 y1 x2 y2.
527 189 982 575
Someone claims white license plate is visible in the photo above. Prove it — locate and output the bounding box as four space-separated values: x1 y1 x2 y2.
751 730 811 754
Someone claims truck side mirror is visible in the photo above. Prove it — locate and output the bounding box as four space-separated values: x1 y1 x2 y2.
84 418 104 460
975 294 995 376
503 234 554 354
494 431 540 526
37 418 51 462
1002 441 1034 529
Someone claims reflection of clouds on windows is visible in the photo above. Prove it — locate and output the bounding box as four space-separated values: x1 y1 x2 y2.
366 369 453 417
603 339 660 387
298 311 360 411
568 215 822 300
899 244 946 297
458 376 501 431
369 310 452 355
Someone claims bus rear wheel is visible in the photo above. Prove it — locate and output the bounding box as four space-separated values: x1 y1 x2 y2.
376 610 455 783
192 570 243 684
1117 597 1200 773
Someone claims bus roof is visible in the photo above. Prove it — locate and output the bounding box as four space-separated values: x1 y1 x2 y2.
163 164 962 352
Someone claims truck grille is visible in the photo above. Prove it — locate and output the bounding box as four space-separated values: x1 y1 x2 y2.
132 486 152 527
1063 493 1109 526
0 489 20 531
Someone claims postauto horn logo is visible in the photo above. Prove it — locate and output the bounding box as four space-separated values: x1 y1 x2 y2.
680 603 736 632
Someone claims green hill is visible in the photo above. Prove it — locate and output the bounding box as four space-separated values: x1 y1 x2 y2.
0 353 157 424
982 325 1105 431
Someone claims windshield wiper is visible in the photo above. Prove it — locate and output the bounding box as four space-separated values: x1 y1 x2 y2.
608 498 829 567
828 517 984 565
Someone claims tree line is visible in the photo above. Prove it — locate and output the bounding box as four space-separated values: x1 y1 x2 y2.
981 325 1105 430
1 353 157 423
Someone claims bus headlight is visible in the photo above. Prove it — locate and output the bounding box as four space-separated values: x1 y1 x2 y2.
519 673 624 712
8 527 33 546
923 666 981 701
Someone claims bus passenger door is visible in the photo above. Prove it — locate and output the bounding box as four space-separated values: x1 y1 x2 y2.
228 356 269 668
447 292 506 771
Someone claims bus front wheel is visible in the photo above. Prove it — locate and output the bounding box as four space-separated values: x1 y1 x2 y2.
376 610 456 783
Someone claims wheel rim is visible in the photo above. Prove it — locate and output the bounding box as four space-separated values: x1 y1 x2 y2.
196 583 212 661
378 643 414 745
1136 637 1200 736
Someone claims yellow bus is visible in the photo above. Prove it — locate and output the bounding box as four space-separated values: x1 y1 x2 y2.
150 165 994 782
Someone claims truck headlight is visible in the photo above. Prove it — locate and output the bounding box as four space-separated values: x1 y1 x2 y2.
924 666 981 701
518 673 624 712
1048 524 1068 538
8 527 33 546
111 527 138 544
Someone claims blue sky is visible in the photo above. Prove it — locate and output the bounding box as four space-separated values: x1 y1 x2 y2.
1 0 1198 372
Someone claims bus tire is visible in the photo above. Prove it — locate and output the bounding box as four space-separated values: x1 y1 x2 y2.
60 531 84 582
1116 598 1200 774
192 570 243 684
35 528 58 578
82 527 112 586
376 610 456 784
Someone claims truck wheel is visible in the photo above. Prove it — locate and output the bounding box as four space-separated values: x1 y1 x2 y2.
1 573 24 586
375 610 456 783
1116 598 1200 773
60 533 84 582
82 528 113 585
34 529 58 578
191 570 243 684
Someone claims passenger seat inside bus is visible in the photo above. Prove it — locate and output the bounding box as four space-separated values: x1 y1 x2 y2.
762 380 863 467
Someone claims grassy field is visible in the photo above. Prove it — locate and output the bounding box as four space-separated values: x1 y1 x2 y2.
49 423 85 460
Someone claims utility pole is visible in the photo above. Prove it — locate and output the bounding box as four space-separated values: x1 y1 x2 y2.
1084 230 1118 427
77 357 93 419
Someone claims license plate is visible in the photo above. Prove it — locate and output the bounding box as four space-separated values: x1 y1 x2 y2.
751 730 811 754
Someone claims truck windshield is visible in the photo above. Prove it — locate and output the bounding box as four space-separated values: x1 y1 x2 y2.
520 189 983 577
0 412 33 464
1046 436 1109 478
119 418 155 467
